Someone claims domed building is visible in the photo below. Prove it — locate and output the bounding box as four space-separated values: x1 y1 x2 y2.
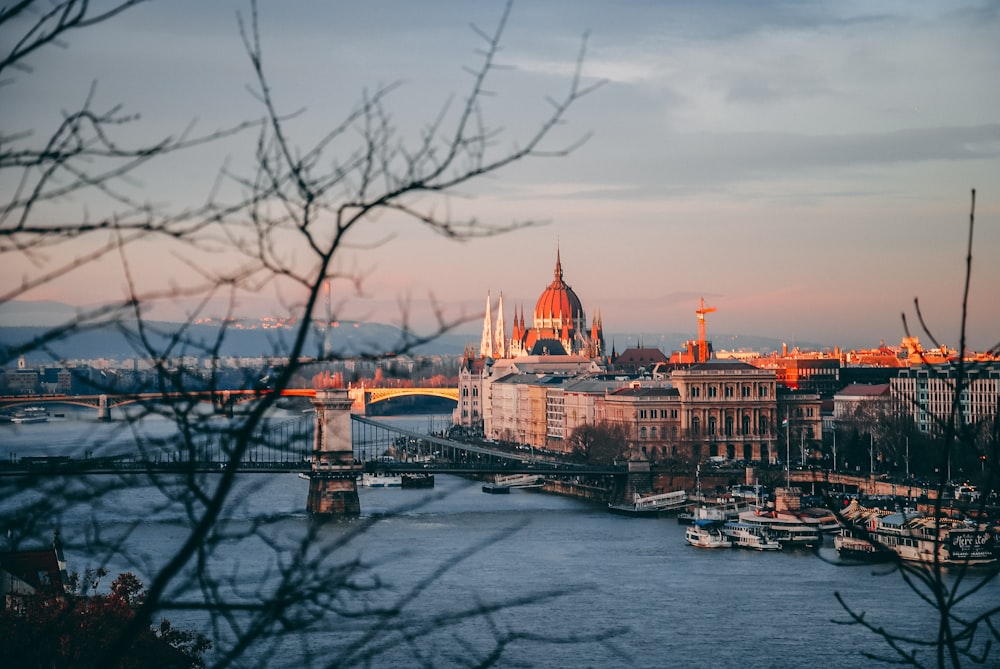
480 249 604 359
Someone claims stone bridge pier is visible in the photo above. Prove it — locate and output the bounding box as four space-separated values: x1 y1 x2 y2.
97 395 110 421
306 389 363 515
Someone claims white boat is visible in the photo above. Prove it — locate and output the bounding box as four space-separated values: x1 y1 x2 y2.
736 509 821 548
833 527 893 561
798 506 841 534
10 406 49 424
867 512 997 566
685 520 731 549
482 482 511 494
609 490 688 517
678 498 750 525
724 521 782 551
360 472 402 488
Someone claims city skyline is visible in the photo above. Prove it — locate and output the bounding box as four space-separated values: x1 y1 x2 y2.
3 1 999 351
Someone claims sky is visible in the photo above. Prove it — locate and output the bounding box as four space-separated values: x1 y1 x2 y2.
3 0 999 352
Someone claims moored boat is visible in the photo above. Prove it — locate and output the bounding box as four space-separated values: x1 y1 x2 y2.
10 406 49 424
361 472 402 487
401 473 434 489
609 490 688 518
482 482 510 494
833 527 893 562
736 509 821 548
677 497 750 526
868 512 997 566
724 521 782 551
685 520 731 549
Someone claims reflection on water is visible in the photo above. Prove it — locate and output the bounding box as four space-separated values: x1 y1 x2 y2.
2 412 997 668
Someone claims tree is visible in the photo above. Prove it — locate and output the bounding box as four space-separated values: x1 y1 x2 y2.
1 1 605 666
832 191 1000 668
569 421 629 465
0 571 211 668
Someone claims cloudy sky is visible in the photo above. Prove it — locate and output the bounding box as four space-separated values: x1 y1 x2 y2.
4 0 999 351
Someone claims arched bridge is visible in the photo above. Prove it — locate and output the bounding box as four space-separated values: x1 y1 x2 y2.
348 386 458 412
0 386 458 417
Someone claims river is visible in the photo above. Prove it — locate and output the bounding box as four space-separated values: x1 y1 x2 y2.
2 410 997 668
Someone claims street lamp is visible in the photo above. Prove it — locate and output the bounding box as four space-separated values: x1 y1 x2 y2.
869 432 874 475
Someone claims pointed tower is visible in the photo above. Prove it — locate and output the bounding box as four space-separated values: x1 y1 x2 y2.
494 293 506 358
480 292 493 358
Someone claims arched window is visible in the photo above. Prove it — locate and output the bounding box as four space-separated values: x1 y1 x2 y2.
742 415 751 435
640 426 647 439
691 416 700 435
650 426 657 439
725 416 734 437
708 416 717 435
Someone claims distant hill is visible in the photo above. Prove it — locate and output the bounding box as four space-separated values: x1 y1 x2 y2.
0 321 473 362
0 300 826 362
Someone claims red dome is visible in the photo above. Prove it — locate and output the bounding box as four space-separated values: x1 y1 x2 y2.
534 263 584 329
523 251 587 355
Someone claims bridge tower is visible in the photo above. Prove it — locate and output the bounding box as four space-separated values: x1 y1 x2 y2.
97 395 110 421
306 389 362 515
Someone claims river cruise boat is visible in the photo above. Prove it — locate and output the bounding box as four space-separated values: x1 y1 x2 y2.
868 512 997 566
609 490 688 518
833 527 894 562
10 406 50 424
736 509 821 548
482 482 510 494
361 472 402 488
401 473 434 489
677 498 750 526
723 522 782 551
685 520 731 549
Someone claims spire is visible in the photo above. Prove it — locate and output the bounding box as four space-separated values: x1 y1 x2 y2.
554 245 563 283
494 293 506 358
480 292 493 358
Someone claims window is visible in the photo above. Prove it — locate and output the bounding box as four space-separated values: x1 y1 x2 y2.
724 385 734 398
708 416 717 435
742 385 751 398
708 386 718 398
758 385 767 398
691 416 700 435
640 427 647 439
691 386 701 398
725 416 734 437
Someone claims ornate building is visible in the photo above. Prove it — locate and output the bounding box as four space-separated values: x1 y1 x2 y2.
458 250 606 433
480 249 605 360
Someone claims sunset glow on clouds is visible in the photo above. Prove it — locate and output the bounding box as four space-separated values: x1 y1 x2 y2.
3 0 998 350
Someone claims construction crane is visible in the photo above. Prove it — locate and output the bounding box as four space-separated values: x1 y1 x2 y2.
695 297 716 363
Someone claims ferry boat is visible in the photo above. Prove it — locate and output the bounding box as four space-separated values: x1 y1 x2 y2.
482 482 510 494
10 406 50 424
736 509 821 548
401 473 434 489
360 472 402 488
867 512 997 566
609 490 688 518
677 498 750 526
684 520 731 549
724 521 782 551
833 527 893 562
